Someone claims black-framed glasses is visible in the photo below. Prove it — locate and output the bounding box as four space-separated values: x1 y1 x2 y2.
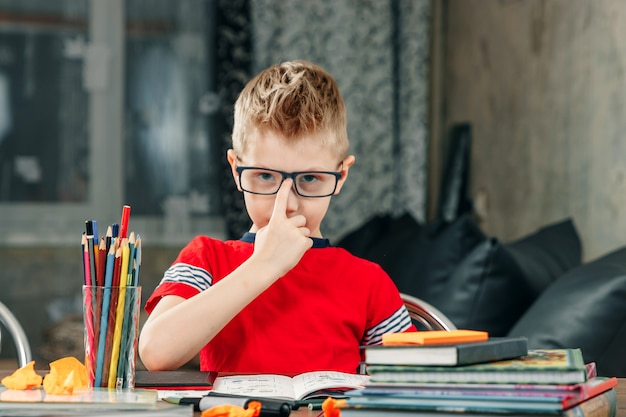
235 166 342 198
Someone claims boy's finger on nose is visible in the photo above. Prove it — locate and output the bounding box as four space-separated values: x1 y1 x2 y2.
271 178 292 219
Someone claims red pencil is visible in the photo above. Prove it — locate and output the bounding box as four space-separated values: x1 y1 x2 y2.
119 205 131 240
112 245 123 287
84 285 96 386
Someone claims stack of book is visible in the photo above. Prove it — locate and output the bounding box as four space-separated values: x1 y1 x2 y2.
339 330 618 417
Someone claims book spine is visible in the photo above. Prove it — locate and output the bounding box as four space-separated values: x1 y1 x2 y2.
564 389 617 417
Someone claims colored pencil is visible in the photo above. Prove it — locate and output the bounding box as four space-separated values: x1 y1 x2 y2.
133 236 142 286
92 219 99 243
119 205 131 240
102 246 122 386
91 237 106 371
92 220 99 274
94 243 116 387
83 222 98 386
116 234 142 387
112 244 123 287
81 234 90 285
117 277 135 387
126 232 136 285
81 232 96 386
108 239 130 387
96 237 106 286
118 240 142 388
105 226 113 260
84 284 96 387
85 223 97 287
94 237 106 335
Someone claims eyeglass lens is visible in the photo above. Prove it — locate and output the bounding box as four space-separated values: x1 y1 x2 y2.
240 168 338 197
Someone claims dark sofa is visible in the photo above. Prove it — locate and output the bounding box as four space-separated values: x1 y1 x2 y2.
337 213 626 377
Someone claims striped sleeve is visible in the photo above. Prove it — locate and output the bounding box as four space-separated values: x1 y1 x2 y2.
362 305 413 346
157 262 213 292
145 262 214 313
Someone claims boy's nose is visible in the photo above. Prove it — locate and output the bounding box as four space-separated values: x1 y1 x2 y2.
285 183 300 213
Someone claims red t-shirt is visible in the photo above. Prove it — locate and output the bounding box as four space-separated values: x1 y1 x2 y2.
145 233 414 374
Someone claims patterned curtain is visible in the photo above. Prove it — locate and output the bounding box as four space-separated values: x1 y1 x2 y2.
217 0 431 241
215 0 253 238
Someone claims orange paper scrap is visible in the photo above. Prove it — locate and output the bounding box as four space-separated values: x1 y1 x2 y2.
322 397 346 417
0 361 43 390
382 330 489 345
42 357 89 395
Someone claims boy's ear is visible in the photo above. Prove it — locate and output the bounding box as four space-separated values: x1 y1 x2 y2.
335 155 356 195
226 149 243 192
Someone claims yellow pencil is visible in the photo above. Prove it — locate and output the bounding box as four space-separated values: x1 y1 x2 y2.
108 238 129 387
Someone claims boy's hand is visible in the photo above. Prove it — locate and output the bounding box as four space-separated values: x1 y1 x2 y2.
252 179 313 276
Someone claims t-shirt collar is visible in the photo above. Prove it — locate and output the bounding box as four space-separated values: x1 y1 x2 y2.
240 232 331 248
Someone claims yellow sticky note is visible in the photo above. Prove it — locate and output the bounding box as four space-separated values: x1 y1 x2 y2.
382 330 489 346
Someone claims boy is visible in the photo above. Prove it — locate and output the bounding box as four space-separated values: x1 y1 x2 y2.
138 60 414 375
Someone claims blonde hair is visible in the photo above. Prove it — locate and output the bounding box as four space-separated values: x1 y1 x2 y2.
232 60 349 157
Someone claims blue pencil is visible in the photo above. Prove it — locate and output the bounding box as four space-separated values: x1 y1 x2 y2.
92 220 99 243
126 232 136 285
133 236 142 286
94 243 115 387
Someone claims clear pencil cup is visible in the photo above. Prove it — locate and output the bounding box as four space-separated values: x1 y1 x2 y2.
83 285 142 389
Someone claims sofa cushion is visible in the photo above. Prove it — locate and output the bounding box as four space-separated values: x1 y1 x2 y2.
426 237 534 336
410 218 580 336
336 214 484 299
338 216 581 337
335 213 406 260
504 218 582 296
508 246 626 377
389 215 486 299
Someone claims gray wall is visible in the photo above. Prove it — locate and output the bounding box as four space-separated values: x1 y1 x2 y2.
441 0 626 261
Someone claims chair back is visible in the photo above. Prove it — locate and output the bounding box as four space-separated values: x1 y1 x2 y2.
400 293 457 331
0 301 32 367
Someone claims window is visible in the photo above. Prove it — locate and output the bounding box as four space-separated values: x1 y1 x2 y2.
0 0 225 246
0 0 89 206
